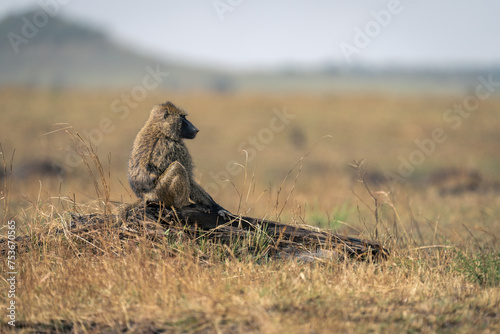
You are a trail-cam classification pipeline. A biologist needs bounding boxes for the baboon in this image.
[128,102,227,215]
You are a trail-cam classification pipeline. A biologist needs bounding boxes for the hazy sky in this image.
[2,0,500,69]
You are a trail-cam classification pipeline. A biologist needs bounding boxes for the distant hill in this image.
[0,10,227,90]
[1,10,499,94]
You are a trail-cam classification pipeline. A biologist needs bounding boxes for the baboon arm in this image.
[189,180,217,207]
[148,139,170,173]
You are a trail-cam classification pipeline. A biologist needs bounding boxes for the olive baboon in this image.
[128,102,227,215]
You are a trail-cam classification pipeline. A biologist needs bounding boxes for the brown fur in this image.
[128,102,221,210]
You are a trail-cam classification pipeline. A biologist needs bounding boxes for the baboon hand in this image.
[211,204,231,219]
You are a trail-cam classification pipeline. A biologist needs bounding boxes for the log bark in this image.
[1,202,389,260]
[120,202,389,260]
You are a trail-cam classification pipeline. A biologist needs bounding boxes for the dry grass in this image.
[1,88,499,332]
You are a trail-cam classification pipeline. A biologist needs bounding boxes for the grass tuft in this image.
[454,249,500,287]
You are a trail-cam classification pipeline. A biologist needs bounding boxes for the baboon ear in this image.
[159,102,175,119]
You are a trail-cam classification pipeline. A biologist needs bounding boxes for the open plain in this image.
[1,88,499,333]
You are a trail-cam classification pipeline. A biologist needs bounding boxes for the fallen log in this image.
[117,202,389,260]
[1,203,389,260]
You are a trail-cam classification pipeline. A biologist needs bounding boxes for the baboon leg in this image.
[148,161,190,208]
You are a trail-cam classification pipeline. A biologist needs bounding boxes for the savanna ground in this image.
[1,88,499,333]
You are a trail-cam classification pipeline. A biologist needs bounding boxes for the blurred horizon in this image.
[2,3,500,95]
[1,0,500,72]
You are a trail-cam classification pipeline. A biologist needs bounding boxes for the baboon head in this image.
[150,102,199,141]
